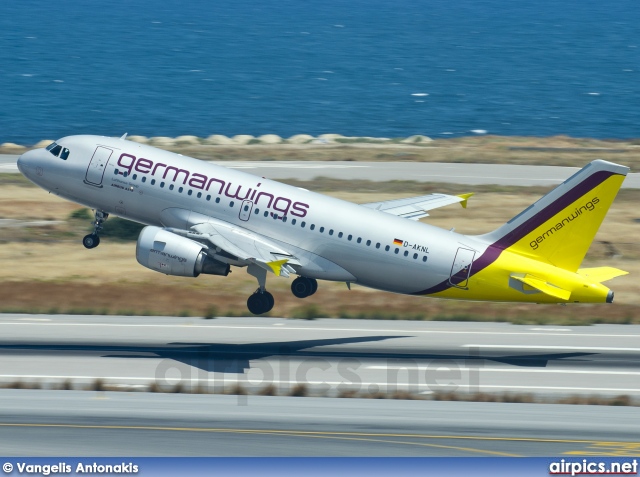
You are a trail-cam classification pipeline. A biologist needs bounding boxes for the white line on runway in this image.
[367,366,640,376]
[2,321,640,339]
[0,164,18,170]
[462,344,640,352]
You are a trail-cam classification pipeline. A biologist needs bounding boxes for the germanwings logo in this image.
[529,197,599,250]
[117,153,309,217]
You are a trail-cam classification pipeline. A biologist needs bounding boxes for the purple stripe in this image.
[412,170,620,296]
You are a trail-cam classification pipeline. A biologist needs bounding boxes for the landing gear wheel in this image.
[247,290,274,315]
[82,234,100,249]
[291,277,318,298]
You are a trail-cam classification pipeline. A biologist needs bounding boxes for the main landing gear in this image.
[245,266,319,315]
[246,264,275,315]
[82,210,108,249]
[291,276,318,298]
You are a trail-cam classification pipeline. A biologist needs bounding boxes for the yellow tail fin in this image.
[478,160,628,272]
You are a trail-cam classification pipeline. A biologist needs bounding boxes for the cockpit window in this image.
[49,145,62,157]
[46,143,70,160]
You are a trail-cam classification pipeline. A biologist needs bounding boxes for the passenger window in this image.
[376,243,380,249]
[60,148,70,160]
[404,250,409,257]
[188,190,193,196]
[422,256,428,262]
[301,222,306,228]
[179,187,184,193]
[292,219,297,225]
[357,237,362,244]
[142,177,146,183]
[329,229,334,235]
[366,240,371,246]
[320,227,324,233]
[197,192,202,198]
[206,195,211,201]
[169,184,174,190]
[310,224,315,230]
[132,174,137,180]
[160,182,165,188]
[338,232,343,238]
[151,179,156,185]
[413,253,418,259]
[254,208,259,214]
[347,235,352,241]
[385,245,390,251]
[215,197,220,203]
[282,216,287,223]
[395,248,399,254]
[229,201,234,207]
[264,211,269,217]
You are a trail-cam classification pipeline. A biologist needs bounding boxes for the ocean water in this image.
[1,0,638,144]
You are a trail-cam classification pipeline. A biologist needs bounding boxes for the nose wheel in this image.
[82,210,108,249]
[291,276,318,298]
[82,234,100,249]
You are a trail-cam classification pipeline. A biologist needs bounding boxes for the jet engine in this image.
[136,226,230,277]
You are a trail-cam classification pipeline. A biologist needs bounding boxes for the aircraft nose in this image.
[16,149,37,175]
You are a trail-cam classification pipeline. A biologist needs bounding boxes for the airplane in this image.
[17,134,629,315]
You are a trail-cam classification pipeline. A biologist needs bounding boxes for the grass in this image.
[1,378,637,407]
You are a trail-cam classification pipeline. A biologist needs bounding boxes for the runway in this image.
[1,315,639,398]
[1,389,639,456]
[2,155,639,188]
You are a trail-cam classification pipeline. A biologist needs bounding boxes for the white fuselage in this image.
[17,135,490,295]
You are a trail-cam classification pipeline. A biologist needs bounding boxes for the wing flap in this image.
[510,274,572,301]
[361,193,473,220]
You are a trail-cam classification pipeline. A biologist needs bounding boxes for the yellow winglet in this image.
[456,193,474,209]
[511,274,571,301]
[265,259,290,276]
[577,267,628,283]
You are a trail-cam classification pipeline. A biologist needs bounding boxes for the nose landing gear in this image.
[82,210,108,249]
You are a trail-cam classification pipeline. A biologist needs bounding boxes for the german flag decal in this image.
[393,238,403,246]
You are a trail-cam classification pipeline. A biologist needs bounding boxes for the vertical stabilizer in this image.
[477,160,628,272]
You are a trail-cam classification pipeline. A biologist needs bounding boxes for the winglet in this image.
[456,193,474,209]
[265,259,290,276]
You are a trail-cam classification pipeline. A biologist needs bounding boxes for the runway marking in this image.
[463,344,640,352]
[367,366,640,376]
[0,422,635,450]
[1,321,640,339]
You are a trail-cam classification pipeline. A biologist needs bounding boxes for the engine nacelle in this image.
[136,226,230,277]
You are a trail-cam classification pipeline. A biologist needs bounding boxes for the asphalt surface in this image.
[1,389,638,456]
[1,315,639,399]
[2,154,639,187]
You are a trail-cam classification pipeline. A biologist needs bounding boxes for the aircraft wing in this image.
[167,217,300,277]
[360,193,473,220]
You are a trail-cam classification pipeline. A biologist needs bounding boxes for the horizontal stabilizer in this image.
[577,267,628,283]
[511,274,571,301]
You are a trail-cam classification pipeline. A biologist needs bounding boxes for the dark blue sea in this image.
[1,0,639,144]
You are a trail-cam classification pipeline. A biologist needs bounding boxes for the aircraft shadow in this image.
[0,335,597,373]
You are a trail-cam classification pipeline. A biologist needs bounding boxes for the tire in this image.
[247,292,274,315]
[82,234,100,249]
[291,277,313,298]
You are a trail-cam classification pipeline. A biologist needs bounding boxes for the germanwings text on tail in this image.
[17,135,629,314]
